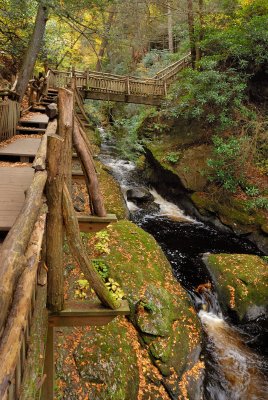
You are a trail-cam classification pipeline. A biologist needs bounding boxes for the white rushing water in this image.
[199,310,268,400]
[149,188,196,222]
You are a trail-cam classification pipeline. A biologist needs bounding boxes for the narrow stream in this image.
[98,130,268,399]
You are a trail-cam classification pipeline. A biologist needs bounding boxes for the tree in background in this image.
[15,1,48,101]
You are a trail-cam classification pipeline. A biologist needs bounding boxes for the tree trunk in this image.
[62,183,121,309]
[196,0,204,62]
[15,2,49,102]
[167,2,174,53]
[73,120,107,217]
[187,0,196,68]
[0,171,47,338]
[96,8,115,71]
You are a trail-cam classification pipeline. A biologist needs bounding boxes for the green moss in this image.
[206,254,268,321]
[56,321,139,400]
[88,220,202,379]
[96,160,127,219]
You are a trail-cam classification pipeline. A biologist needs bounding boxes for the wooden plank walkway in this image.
[0,138,41,161]
[0,167,34,230]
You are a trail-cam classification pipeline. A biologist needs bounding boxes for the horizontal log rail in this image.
[153,52,191,81]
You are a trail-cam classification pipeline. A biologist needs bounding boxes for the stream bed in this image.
[98,131,268,399]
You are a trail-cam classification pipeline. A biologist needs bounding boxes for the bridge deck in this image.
[0,167,34,230]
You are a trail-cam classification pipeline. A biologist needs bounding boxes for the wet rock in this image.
[126,187,154,205]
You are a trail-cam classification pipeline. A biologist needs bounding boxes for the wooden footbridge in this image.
[0,53,191,400]
[48,53,191,105]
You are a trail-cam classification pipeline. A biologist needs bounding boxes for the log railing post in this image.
[46,88,74,312]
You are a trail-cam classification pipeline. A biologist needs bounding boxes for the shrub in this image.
[165,61,247,129]
[207,135,248,192]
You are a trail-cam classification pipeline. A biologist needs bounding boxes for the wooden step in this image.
[77,213,117,233]
[31,106,46,113]
[16,126,46,134]
[41,99,53,103]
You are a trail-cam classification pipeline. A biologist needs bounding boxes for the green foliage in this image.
[201,3,268,73]
[92,259,110,280]
[111,107,155,160]
[165,62,247,129]
[94,230,110,254]
[75,278,90,299]
[165,152,181,164]
[245,185,260,197]
[245,197,268,211]
[105,278,125,302]
[92,259,125,301]
[207,135,248,192]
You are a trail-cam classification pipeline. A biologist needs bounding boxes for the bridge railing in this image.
[154,52,191,83]
[48,69,166,98]
[0,97,20,142]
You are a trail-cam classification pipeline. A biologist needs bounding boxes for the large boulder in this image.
[88,220,204,397]
[204,253,268,323]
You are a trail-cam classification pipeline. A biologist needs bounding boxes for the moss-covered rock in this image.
[146,140,211,192]
[96,159,128,219]
[73,319,139,399]
[87,220,203,396]
[204,253,268,322]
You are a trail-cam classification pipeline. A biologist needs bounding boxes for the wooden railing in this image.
[0,138,49,399]
[154,52,191,83]
[48,69,166,98]
[0,98,20,142]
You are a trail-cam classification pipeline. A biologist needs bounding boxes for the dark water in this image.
[132,214,261,292]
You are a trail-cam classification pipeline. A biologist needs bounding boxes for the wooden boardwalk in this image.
[0,167,34,230]
[0,138,41,161]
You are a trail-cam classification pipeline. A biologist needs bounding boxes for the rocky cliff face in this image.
[137,115,268,253]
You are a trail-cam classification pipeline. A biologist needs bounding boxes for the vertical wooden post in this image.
[46,128,64,312]
[126,77,130,95]
[86,69,89,89]
[41,326,54,400]
[58,88,73,192]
